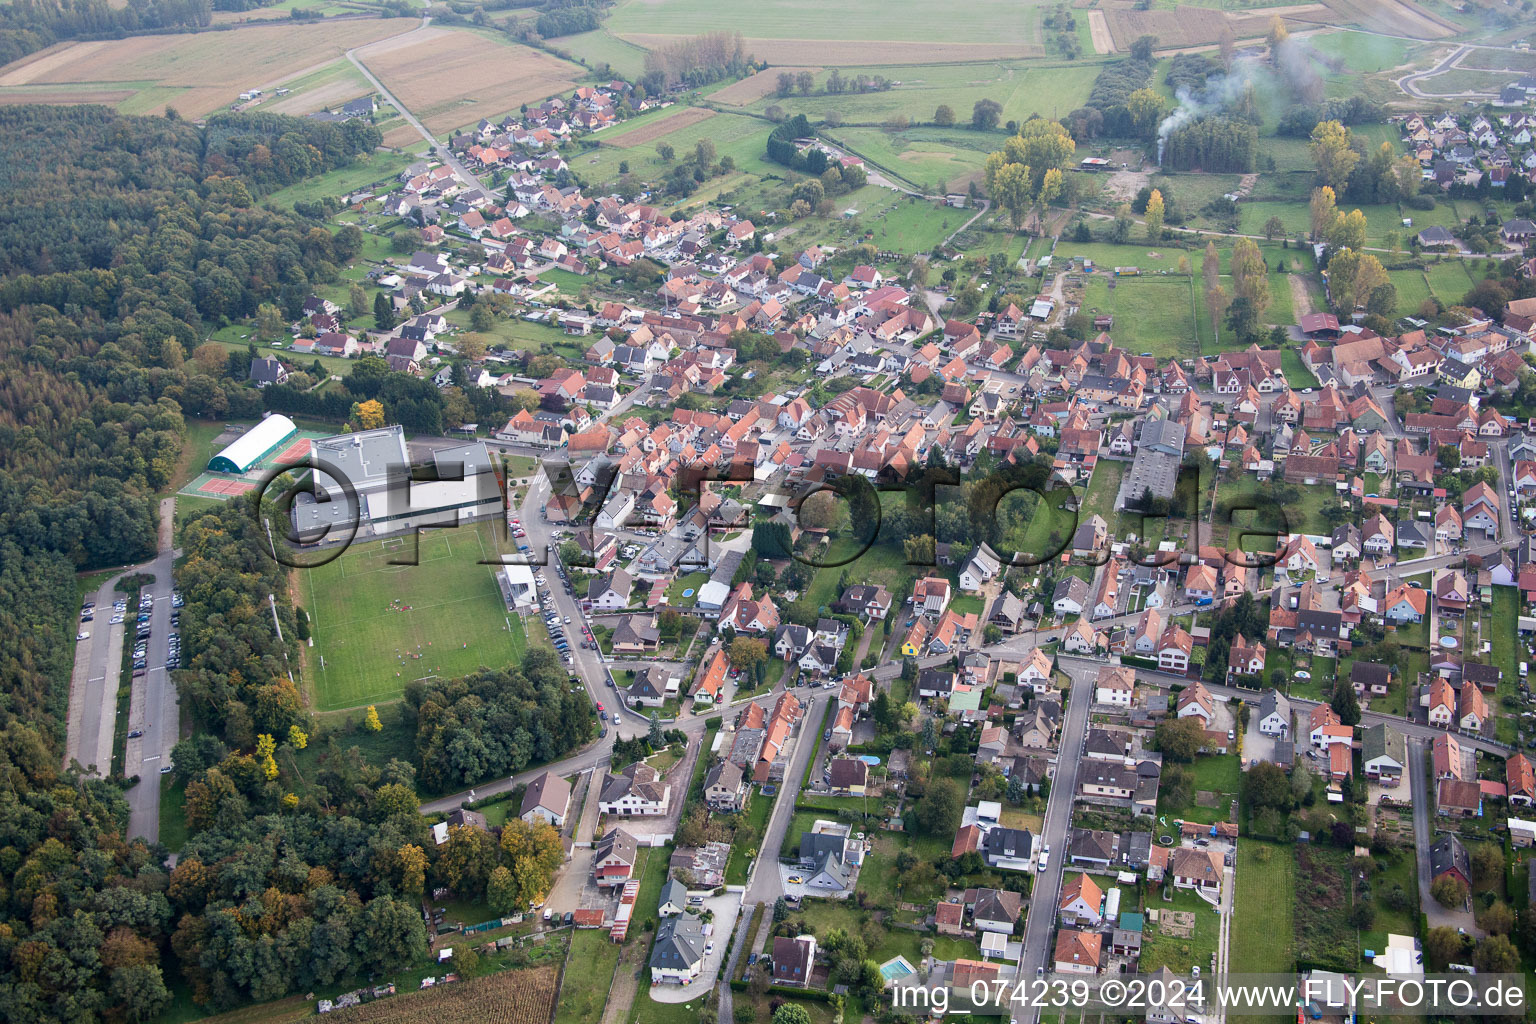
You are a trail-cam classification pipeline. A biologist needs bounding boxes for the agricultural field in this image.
[301,521,530,711]
[331,966,558,1024]
[259,57,376,117]
[1303,0,1458,39]
[0,19,413,117]
[604,0,1048,53]
[362,26,583,136]
[1102,4,1324,52]
[600,106,717,148]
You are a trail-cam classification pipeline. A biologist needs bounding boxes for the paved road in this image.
[1408,736,1482,936]
[1056,653,1515,758]
[1397,45,1480,100]
[718,696,831,1022]
[126,497,183,843]
[1016,659,1096,1014]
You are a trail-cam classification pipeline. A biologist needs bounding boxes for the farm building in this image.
[207,414,298,474]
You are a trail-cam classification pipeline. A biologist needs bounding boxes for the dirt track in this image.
[1087,11,1113,55]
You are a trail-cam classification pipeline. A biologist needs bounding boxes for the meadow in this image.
[1081,276,1201,361]
[301,521,529,711]
[603,0,1048,48]
[738,61,1100,127]
[545,28,652,78]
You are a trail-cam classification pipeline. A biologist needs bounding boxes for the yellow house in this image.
[900,618,928,657]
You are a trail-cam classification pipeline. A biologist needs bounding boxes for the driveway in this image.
[650,893,741,1003]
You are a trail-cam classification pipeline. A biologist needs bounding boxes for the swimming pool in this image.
[878,955,916,982]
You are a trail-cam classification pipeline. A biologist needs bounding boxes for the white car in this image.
[76,631,90,641]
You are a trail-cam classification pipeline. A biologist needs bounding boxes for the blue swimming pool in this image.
[878,956,916,982]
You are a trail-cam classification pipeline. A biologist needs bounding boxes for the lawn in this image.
[301,521,530,711]
[1160,749,1240,826]
[1423,259,1477,304]
[1217,474,1340,545]
[793,897,981,970]
[577,108,776,188]
[160,775,188,853]
[1080,458,1125,524]
[1230,840,1295,1021]
[726,788,777,884]
[1139,887,1220,974]
[265,148,411,207]
[546,28,651,77]
[553,929,624,1024]
[1360,849,1418,955]
[747,61,1098,126]
[1081,275,1200,361]
[827,125,992,193]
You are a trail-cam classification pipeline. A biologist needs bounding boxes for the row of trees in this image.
[640,30,751,91]
[775,68,893,98]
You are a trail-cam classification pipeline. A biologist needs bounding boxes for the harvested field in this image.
[0,87,135,105]
[0,40,113,85]
[1294,0,1457,39]
[713,66,821,105]
[618,34,1038,64]
[1104,5,1324,52]
[1087,10,1113,54]
[0,20,412,116]
[362,26,580,134]
[265,75,367,116]
[605,106,715,146]
[383,124,422,147]
[337,966,559,1024]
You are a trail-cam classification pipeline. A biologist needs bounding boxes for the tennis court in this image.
[178,427,330,501]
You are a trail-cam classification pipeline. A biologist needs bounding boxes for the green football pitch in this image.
[302,522,528,711]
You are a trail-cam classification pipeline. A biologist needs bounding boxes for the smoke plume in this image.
[1156,62,1257,165]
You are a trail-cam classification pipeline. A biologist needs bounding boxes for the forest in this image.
[0,105,441,1023]
[1160,116,1258,174]
[401,657,594,792]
